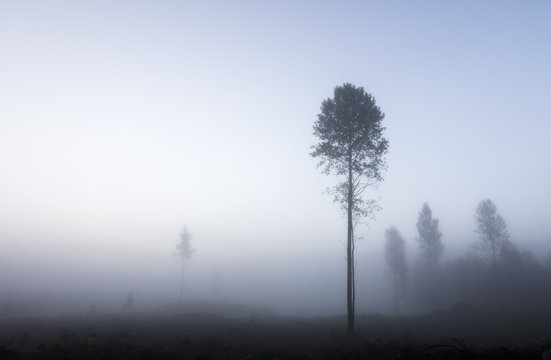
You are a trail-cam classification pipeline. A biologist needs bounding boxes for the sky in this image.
[0,1,550,315]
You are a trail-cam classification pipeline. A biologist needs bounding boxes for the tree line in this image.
[385,199,551,316]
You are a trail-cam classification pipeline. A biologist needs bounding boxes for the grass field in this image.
[1,305,550,359]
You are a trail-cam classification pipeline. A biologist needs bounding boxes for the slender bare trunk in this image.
[492,249,499,289]
[491,247,503,311]
[179,263,184,305]
[394,275,399,317]
[428,257,433,313]
[346,157,355,336]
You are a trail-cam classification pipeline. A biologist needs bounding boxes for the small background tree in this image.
[416,203,443,312]
[123,292,135,311]
[384,226,408,316]
[177,226,195,304]
[473,199,509,280]
[473,199,511,309]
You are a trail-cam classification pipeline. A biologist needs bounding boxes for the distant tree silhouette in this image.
[384,226,408,316]
[177,226,195,304]
[416,203,443,311]
[123,292,135,311]
[473,199,509,282]
[311,83,388,335]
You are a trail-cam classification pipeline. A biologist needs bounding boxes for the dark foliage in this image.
[311,83,388,218]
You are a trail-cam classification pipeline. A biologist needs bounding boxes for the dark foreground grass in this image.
[0,311,550,359]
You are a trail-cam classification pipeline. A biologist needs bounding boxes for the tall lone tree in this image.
[311,83,388,335]
[177,226,195,304]
[416,203,443,312]
[385,226,408,316]
[473,199,509,281]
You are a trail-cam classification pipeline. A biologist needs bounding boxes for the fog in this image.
[1,1,551,327]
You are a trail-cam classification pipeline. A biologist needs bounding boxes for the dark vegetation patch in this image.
[0,311,550,359]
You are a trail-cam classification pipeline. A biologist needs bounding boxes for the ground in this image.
[0,309,550,359]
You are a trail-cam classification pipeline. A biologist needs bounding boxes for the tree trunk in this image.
[346,159,355,336]
[491,248,503,311]
[180,263,185,305]
[394,275,399,317]
[428,257,433,313]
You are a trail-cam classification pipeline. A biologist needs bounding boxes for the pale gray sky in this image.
[1,1,550,315]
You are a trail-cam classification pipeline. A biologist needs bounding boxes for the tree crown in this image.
[385,226,408,277]
[416,203,444,260]
[177,226,195,261]
[473,198,509,259]
[311,83,387,177]
[311,83,388,217]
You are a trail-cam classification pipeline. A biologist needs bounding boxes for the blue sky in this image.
[0,1,550,313]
